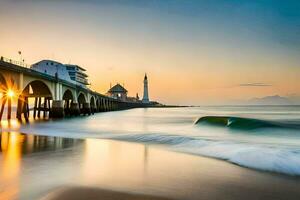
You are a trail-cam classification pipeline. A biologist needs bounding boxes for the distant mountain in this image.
[247,95,293,105]
[288,95,300,104]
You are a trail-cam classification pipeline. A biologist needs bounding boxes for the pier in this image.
[0,57,150,122]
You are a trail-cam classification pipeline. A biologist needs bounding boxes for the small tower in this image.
[142,73,149,103]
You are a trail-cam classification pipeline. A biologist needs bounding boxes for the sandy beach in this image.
[1,132,299,200]
[36,138,300,200]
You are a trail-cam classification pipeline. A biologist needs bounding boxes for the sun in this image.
[7,89,15,98]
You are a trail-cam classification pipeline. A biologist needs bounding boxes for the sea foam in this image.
[105,133,300,176]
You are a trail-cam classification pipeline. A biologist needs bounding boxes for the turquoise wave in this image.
[195,116,300,130]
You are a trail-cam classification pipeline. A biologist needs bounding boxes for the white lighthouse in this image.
[142,73,149,103]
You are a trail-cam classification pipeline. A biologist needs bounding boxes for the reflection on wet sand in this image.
[0,132,81,200]
[82,139,150,188]
[0,132,22,200]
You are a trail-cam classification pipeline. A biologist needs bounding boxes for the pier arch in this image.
[77,92,91,115]
[21,80,53,97]
[22,79,54,98]
[63,89,74,101]
[63,89,74,115]
[77,92,86,108]
[17,80,53,120]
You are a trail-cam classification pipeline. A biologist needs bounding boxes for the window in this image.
[67,66,75,70]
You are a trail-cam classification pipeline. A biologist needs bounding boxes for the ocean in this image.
[6,106,300,176]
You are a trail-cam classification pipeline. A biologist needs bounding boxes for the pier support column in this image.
[43,97,48,118]
[37,97,42,118]
[64,100,71,116]
[50,100,64,118]
[104,99,108,111]
[23,97,29,121]
[101,99,105,112]
[7,97,11,120]
[83,103,91,115]
[33,97,37,118]
[70,102,80,116]
[0,97,7,121]
[16,97,23,120]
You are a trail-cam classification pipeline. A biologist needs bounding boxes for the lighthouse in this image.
[142,73,149,103]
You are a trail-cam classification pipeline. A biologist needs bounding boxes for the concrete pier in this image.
[82,103,91,115]
[0,58,154,122]
[51,100,65,118]
[70,102,80,116]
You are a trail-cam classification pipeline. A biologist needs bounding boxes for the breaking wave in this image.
[195,116,300,130]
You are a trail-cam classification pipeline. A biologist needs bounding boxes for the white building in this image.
[106,83,128,101]
[31,60,89,88]
[65,64,89,86]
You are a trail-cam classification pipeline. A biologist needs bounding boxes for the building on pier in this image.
[107,74,151,103]
[31,60,72,81]
[107,83,141,103]
[65,64,89,86]
[107,83,128,101]
[31,60,89,88]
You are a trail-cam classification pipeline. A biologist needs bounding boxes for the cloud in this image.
[239,83,272,87]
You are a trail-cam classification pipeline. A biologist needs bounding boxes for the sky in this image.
[0,0,299,105]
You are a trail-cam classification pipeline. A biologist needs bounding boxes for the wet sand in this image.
[40,140,300,200]
[0,133,300,200]
[40,155,300,200]
[41,187,171,200]
[37,149,300,200]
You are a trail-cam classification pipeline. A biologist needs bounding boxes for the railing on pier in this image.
[0,56,31,68]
